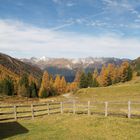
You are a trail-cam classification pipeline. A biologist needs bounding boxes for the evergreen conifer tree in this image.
[30,82,37,98]
[79,72,88,88]
[87,72,93,87]
[2,77,14,96]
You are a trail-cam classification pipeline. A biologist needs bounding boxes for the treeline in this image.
[0,74,40,97]
[78,61,132,88]
[0,61,132,98]
[38,72,78,98]
[0,72,78,98]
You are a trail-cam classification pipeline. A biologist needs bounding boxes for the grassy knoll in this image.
[73,78,140,102]
[0,114,140,140]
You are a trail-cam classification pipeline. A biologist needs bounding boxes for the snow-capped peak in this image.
[40,56,47,61]
[39,56,50,62]
[71,58,80,64]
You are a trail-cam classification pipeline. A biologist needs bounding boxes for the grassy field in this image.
[1,77,140,104]
[0,114,140,140]
[1,78,140,140]
[73,77,140,102]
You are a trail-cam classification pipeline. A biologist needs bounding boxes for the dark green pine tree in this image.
[86,72,93,87]
[127,66,133,81]
[79,72,88,88]
[92,78,99,87]
[19,74,29,87]
[137,71,140,76]
[1,77,14,96]
[0,80,3,94]
[30,82,38,98]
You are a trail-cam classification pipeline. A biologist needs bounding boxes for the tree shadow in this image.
[0,121,29,139]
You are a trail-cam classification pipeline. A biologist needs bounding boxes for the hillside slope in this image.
[0,53,43,80]
[73,78,140,102]
[131,57,140,72]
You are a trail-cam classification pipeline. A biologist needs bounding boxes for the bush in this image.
[49,87,57,96]
[40,89,49,98]
[136,71,140,76]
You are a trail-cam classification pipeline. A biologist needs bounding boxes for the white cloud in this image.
[0,19,140,59]
[103,0,140,16]
[52,0,60,4]
[51,22,74,30]
[66,2,76,7]
[52,0,76,7]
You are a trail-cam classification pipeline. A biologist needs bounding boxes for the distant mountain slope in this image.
[21,56,129,70]
[21,56,131,82]
[45,66,75,82]
[0,53,43,80]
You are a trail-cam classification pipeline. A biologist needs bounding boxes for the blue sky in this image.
[0,0,140,59]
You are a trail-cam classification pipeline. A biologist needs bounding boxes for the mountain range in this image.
[21,56,130,69]
[21,56,131,82]
[1,52,140,83]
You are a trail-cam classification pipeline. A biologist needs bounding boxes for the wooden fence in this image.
[0,101,140,121]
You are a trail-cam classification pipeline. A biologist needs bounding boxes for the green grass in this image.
[1,78,140,140]
[74,79,140,102]
[1,114,140,140]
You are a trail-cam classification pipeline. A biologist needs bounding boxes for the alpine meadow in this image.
[0,0,140,140]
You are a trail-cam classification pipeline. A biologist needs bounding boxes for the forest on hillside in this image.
[0,61,133,98]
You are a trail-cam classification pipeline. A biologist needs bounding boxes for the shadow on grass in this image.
[0,121,29,139]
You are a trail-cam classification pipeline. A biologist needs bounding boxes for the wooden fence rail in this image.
[0,101,140,121]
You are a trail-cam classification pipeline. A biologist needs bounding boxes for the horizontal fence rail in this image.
[0,101,140,121]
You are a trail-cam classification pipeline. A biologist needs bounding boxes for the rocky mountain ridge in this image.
[21,56,130,70]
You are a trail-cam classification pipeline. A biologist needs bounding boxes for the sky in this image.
[0,0,140,59]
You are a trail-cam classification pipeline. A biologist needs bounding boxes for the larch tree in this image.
[54,75,61,94]
[68,82,78,92]
[18,74,30,97]
[100,66,111,87]
[107,64,116,84]
[38,71,50,98]
[119,61,132,82]
[60,76,67,93]
[49,76,57,96]
[74,70,83,85]
[92,69,99,87]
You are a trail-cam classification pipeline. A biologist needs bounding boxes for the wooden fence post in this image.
[14,105,17,121]
[60,102,63,114]
[31,104,34,119]
[88,101,91,116]
[128,101,131,118]
[73,100,76,114]
[47,103,50,115]
[105,102,108,117]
